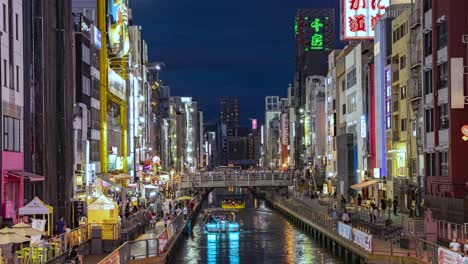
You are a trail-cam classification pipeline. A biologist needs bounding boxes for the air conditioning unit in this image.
[462,35,468,44]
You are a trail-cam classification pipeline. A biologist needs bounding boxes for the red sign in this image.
[341,0,389,40]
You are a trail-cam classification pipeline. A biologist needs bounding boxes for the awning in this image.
[350,179,380,190]
[8,171,45,182]
[96,174,130,190]
[96,174,122,188]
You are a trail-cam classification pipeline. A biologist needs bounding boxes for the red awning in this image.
[8,171,45,182]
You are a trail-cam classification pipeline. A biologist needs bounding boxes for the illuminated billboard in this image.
[107,0,130,57]
[295,9,335,54]
[108,68,126,100]
[341,0,389,41]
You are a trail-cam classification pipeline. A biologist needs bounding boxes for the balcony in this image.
[410,43,422,69]
[410,72,422,101]
[409,9,421,29]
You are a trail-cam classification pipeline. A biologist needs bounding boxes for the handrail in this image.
[267,192,468,263]
[98,191,205,264]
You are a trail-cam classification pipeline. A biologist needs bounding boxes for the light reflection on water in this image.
[174,189,343,264]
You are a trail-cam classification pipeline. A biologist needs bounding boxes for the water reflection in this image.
[173,188,342,264]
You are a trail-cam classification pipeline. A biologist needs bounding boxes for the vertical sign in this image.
[360,115,367,138]
[341,0,389,40]
[384,68,392,129]
[296,9,336,53]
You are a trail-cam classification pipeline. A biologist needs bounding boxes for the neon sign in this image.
[295,9,335,53]
[309,18,325,50]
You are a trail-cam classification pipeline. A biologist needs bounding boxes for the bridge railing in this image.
[180,172,293,188]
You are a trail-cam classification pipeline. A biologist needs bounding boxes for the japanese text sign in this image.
[341,0,389,40]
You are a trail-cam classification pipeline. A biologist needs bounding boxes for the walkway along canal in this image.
[255,188,445,264]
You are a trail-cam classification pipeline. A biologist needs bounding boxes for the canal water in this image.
[172,188,343,264]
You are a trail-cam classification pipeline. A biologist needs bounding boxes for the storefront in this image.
[2,152,45,223]
[350,179,380,205]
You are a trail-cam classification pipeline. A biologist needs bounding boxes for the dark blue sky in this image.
[131,0,340,124]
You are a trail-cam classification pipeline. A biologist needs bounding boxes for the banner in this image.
[353,229,372,252]
[437,247,464,264]
[31,219,47,243]
[337,222,352,240]
[101,250,120,264]
[158,231,168,254]
[166,223,175,240]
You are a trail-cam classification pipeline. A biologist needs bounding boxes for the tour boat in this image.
[204,208,240,233]
[221,198,245,209]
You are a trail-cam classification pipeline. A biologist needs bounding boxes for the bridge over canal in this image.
[179,171,293,189]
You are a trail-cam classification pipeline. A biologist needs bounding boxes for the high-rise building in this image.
[373,4,412,209]
[264,96,281,169]
[0,0,31,223]
[291,8,337,169]
[23,0,75,221]
[219,96,240,136]
[388,9,419,212]
[421,0,468,222]
[71,12,101,225]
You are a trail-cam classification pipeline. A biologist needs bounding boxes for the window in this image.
[424,70,432,94]
[82,76,90,95]
[400,85,406,99]
[346,68,356,89]
[82,44,91,65]
[438,103,449,129]
[425,153,435,177]
[424,32,432,56]
[439,151,448,176]
[341,78,345,91]
[332,99,336,110]
[401,118,407,132]
[16,65,19,91]
[423,0,432,12]
[87,110,91,128]
[342,104,346,115]
[410,159,417,175]
[400,55,406,69]
[2,4,6,31]
[15,13,18,40]
[3,59,6,87]
[347,92,357,113]
[3,116,20,152]
[437,22,447,49]
[437,62,448,89]
[425,108,434,132]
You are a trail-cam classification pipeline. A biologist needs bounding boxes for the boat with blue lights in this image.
[204,208,240,233]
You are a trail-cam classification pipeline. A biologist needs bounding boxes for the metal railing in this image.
[98,192,205,264]
[437,219,468,242]
[13,224,92,264]
[265,192,468,263]
[180,172,293,188]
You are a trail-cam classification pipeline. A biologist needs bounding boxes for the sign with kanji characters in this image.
[341,0,389,40]
[295,9,335,54]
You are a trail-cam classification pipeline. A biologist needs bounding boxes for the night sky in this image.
[131,0,341,125]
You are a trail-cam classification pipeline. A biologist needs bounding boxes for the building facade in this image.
[422,0,468,222]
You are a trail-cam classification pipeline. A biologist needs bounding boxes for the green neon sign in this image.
[309,18,324,50]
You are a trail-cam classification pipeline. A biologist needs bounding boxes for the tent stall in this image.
[87,195,119,240]
[18,197,53,236]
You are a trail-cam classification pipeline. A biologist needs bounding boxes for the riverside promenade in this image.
[257,188,467,264]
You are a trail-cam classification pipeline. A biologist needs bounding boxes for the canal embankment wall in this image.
[253,188,425,264]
